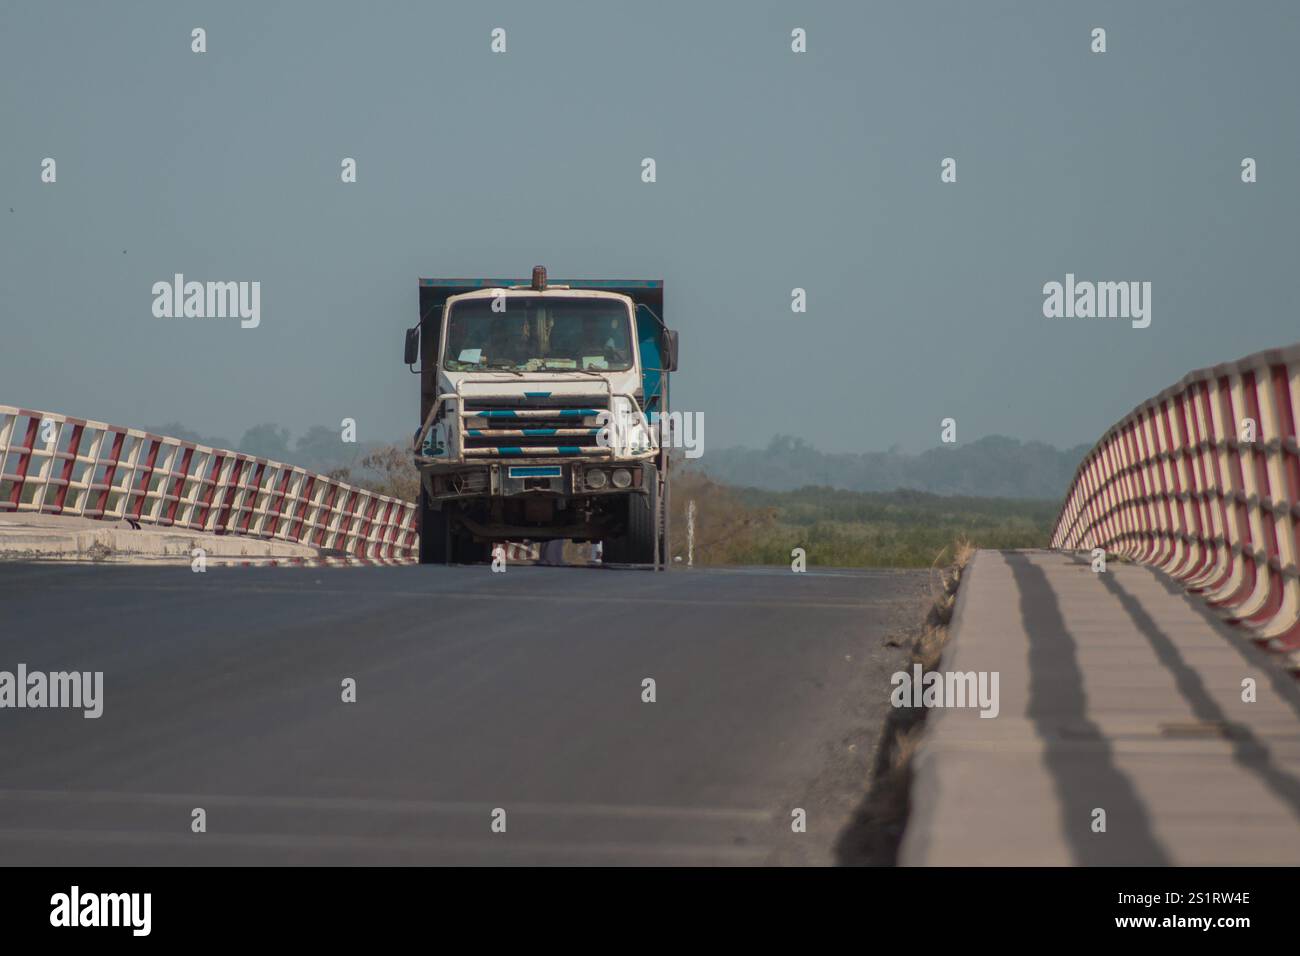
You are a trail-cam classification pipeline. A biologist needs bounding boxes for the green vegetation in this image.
[668,472,1058,568]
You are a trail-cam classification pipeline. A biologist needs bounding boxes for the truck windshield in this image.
[444,296,634,372]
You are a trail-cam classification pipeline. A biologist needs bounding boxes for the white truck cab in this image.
[404,268,677,566]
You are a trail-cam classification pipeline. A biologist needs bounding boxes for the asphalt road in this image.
[0,561,927,865]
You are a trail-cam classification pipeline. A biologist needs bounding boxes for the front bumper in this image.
[417,458,651,501]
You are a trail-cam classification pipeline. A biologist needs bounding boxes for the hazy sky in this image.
[3,1,1297,454]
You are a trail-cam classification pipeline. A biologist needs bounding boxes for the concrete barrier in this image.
[0,514,320,563]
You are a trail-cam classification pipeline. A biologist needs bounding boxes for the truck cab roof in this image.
[420,277,662,317]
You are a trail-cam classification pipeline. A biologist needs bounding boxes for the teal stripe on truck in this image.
[469,409,599,419]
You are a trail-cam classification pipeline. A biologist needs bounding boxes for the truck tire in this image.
[451,532,490,565]
[604,477,657,565]
[419,490,450,564]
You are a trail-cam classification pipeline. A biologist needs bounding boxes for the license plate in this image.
[507,466,562,478]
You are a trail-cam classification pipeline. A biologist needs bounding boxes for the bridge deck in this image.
[901,550,1300,866]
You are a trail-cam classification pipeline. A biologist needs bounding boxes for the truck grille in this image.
[461,396,611,458]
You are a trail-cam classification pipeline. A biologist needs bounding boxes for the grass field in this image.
[667,471,1059,569]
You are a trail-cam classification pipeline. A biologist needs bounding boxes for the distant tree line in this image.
[686,434,1089,500]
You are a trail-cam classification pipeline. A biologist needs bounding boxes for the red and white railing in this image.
[497,542,541,562]
[0,406,418,561]
[1050,344,1300,668]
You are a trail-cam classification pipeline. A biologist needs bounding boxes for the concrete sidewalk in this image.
[900,550,1300,866]
[0,514,318,563]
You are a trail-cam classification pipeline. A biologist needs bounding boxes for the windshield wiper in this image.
[538,363,606,376]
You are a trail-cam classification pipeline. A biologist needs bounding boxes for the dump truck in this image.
[404,267,678,566]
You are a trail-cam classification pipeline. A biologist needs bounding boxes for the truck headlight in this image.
[586,469,609,490]
[611,468,632,489]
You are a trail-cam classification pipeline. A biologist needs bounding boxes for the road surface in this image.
[0,561,928,865]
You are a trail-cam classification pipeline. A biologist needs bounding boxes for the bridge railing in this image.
[0,406,418,561]
[1050,344,1300,666]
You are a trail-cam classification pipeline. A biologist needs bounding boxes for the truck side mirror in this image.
[662,329,679,372]
[404,326,420,366]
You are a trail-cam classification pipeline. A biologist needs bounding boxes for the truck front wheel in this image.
[419,490,450,564]
[603,478,657,565]
[419,498,491,565]
[451,532,490,564]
